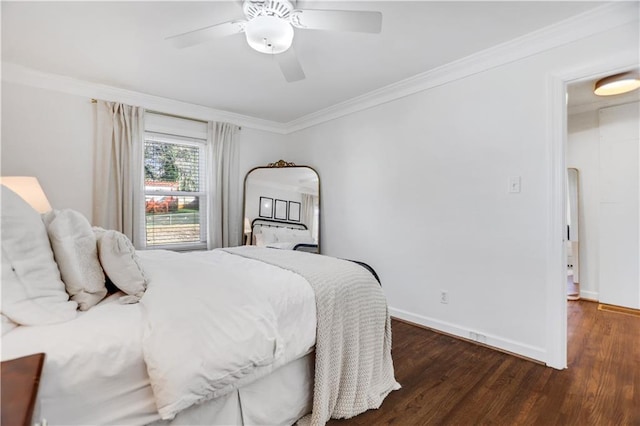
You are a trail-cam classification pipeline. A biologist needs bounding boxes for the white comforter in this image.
[1,292,160,425]
[137,249,316,420]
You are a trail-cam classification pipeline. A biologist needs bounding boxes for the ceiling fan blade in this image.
[291,9,382,33]
[167,20,245,48]
[276,48,305,83]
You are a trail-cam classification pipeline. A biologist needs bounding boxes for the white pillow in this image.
[259,227,278,244]
[287,229,315,244]
[273,227,291,241]
[43,209,107,311]
[0,185,77,325]
[97,230,147,303]
[290,228,311,238]
[254,233,267,247]
[274,227,314,244]
[93,226,107,238]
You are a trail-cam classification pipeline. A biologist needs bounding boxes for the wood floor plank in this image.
[329,301,640,425]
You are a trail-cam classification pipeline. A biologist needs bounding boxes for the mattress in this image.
[1,249,317,425]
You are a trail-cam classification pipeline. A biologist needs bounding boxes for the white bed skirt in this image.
[151,352,314,426]
[29,352,313,426]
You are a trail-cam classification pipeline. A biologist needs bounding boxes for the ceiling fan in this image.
[166,0,382,82]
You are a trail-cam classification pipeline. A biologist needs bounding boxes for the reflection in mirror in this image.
[567,168,580,300]
[243,161,320,253]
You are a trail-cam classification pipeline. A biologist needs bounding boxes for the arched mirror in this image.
[243,160,320,253]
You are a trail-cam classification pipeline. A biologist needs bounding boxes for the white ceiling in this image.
[567,71,640,114]
[2,1,606,123]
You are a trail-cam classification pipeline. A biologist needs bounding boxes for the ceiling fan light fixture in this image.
[593,71,640,96]
[244,15,294,55]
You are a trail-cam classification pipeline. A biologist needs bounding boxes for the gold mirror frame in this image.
[242,160,321,252]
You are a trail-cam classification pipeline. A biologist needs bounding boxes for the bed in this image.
[1,185,398,425]
[250,218,319,253]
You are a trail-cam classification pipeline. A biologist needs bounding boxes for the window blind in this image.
[142,124,207,250]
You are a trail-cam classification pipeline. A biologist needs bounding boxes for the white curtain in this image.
[93,101,144,248]
[206,122,241,249]
[301,193,318,241]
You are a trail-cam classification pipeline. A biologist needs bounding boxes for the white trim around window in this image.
[142,130,208,251]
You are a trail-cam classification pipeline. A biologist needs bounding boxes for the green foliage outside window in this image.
[144,141,199,192]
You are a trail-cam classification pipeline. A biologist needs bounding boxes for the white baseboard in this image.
[389,307,547,363]
[579,290,599,301]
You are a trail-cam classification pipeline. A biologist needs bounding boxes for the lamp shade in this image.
[245,16,294,54]
[594,71,640,96]
[0,176,52,213]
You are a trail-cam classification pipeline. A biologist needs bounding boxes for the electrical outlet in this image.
[440,291,449,304]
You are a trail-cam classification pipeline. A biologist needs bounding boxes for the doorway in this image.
[566,79,639,308]
[546,61,639,370]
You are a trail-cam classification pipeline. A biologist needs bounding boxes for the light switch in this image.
[509,176,521,193]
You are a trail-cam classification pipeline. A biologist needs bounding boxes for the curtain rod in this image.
[90,99,241,129]
[147,109,209,124]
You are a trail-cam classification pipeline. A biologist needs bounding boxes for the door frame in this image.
[545,55,637,369]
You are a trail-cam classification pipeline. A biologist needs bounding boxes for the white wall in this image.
[236,127,290,185]
[2,81,95,219]
[285,22,639,362]
[1,81,290,228]
[236,127,291,239]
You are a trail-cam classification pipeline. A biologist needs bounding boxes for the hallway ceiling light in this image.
[593,71,640,96]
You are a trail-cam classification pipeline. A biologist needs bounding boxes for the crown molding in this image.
[1,62,289,134]
[2,2,637,135]
[285,2,639,134]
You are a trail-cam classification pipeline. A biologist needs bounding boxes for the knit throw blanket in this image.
[223,247,400,425]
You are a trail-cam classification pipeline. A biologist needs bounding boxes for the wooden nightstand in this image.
[1,353,45,426]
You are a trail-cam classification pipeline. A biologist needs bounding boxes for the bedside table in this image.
[1,353,45,426]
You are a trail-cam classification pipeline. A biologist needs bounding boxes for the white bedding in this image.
[253,225,317,250]
[138,249,317,419]
[1,292,160,425]
[1,249,317,425]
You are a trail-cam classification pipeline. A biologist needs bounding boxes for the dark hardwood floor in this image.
[329,300,640,425]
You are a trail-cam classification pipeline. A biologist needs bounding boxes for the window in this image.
[143,132,207,250]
